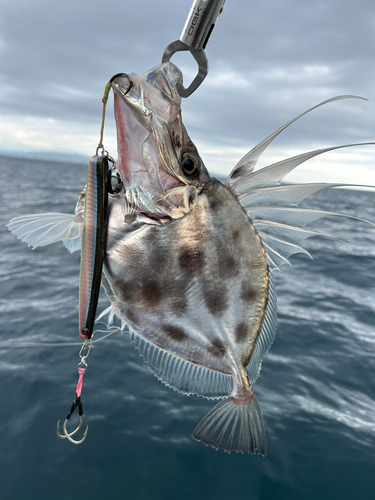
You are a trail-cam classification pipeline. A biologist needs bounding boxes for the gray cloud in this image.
[0,0,375,180]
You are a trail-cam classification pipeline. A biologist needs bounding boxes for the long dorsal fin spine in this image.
[226,95,367,189]
[232,142,375,195]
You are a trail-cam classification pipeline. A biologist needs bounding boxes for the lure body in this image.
[79,155,109,339]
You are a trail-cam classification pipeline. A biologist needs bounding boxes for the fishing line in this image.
[97,80,112,154]
[0,326,121,349]
[97,74,129,156]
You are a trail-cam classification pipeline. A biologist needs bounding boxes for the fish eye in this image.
[181,153,200,178]
[108,168,123,194]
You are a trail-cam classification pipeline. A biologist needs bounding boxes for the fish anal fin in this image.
[129,329,232,399]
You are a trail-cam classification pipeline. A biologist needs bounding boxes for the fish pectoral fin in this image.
[7,212,83,252]
[192,393,267,455]
[63,235,82,253]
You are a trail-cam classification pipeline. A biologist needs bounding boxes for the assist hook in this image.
[57,344,91,444]
[56,393,88,444]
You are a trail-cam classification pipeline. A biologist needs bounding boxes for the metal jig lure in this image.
[57,84,115,444]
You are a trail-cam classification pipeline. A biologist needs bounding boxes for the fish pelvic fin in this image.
[192,393,266,455]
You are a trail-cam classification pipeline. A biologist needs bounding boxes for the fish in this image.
[7,61,375,455]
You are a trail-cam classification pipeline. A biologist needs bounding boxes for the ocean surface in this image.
[1,154,375,500]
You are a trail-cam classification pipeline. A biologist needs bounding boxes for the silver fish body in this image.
[105,177,269,381]
[8,62,374,455]
[105,178,268,378]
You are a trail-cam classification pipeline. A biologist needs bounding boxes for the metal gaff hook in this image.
[162,0,226,97]
[57,364,88,444]
[162,40,208,98]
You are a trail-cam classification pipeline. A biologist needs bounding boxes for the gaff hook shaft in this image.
[57,364,89,444]
[179,0,226,52]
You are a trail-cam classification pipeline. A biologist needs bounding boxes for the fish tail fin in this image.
[192,394,267,455]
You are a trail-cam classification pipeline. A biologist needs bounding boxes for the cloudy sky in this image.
[1,0,375,185]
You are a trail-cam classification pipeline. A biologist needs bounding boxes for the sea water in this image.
[1,155,375,500]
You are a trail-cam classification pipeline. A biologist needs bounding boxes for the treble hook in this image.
[57,364,88,444]
[57,395,88,444]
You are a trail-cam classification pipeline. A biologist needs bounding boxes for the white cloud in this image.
[0,115,117,156]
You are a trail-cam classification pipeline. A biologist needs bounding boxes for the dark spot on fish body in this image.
[116,280,135,304]
[232,229,240,242]
[178,246,205,275]
[219,254,238,280]
[241,282,257,303]
[208,338,226,358]
[116,277,164,313]
[163,324,188,342]
[141,279,163,308]
[143,227,169,271]
[235,321,249,343]
[208,195,220,212]
[225,255,237,273]
[202,281,228,317]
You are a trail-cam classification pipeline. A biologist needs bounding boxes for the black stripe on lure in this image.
[79,154,110,342]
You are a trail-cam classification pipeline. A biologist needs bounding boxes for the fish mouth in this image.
[110,73,133,95]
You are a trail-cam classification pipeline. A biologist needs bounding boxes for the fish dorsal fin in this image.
[226,95,367,189]
[224,96,375,269]
[7,213,83,253]
[129,327,232,399]
[231,143,374,195]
